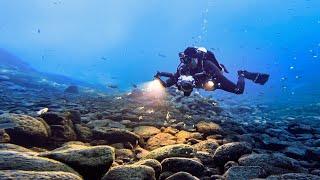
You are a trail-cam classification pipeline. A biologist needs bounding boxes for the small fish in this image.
[37,108,49,115]
[101,57,107,61]
[107,84,118,89]
[132,84,138,88]
[37,29,41,33]
[158,53,166,58]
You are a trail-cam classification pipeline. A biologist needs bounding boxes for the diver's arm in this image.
[154,71,177,88]
[155,71,175,78]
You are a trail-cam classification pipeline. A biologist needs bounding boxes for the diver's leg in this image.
[204,61,245,94]
[238,70,269,85]
[216,75,245,94]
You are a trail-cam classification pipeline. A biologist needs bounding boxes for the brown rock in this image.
[196,121,223,135]
[133,126,161,138]
[146,133,177,150]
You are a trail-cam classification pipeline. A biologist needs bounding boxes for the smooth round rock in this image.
[102,165,156,180]
[0,170,82,180]
[40,144,114,179]
[161,157,204,177]
[143,144,195,162]
[239,153,307,176]
[213,142,252,166]
[224,166,266,180]
[166,172,200,180]
[0,113,50,146]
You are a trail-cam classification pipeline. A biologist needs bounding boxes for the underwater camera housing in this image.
[177,75,195,96]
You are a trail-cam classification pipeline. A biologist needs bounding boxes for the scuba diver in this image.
[154,47,269,96]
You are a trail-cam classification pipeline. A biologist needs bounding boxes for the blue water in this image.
[0,0,320,107]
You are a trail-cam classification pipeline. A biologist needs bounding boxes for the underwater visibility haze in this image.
[0,1,320,180]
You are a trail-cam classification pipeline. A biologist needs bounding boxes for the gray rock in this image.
[313,139,320,147]
[224,166,267,180]
[266,173,320,180]
[311,169,320,176]
[238,153,307,176]
[166,172,200,180]
[305,147,320,161]
[224,161,239,171]
[40,112,77,142]
[194,151,215,166]
[134,159,162,178]
[260,134,290,150]
[74,124,93,142]
[102,165,156,180]
[40,144,115,179]
[93,127,140,145]
[143,144,195,162]
[65,110,81,124]
[0,170,82,180]
[0,150,78,175]
[288,124,313,134]
[283,145,307,159]
[0,113,50,146]
[213,142,252,166]
[161,157,204,176]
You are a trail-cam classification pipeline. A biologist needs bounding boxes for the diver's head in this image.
[177,75,195,94]
[179,53,198,69]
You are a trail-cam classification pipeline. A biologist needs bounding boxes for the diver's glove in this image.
[154,71,160,79]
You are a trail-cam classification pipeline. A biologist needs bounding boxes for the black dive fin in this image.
[243,71,269,85]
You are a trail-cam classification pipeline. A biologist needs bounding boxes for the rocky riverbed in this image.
[1,73,320,180]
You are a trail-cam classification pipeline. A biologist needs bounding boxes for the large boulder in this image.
[40,144,114,179]
[0,170,82,180]
[213,142,252,166]
[223,166,267,180]
[0,150,78,175]
[146,133,177,150]
[195,121,223,135]
[133,126,161,138]
[238,153,307,176]
[143,144,195,162]
[102,165,156,180]
[0,113,50,146]
[161,157,204,177]
[93,127,140,145]
[266,173,320,180]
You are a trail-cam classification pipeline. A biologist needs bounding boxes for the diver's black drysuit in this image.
[156,60,245,95]
[155,47,269,96]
